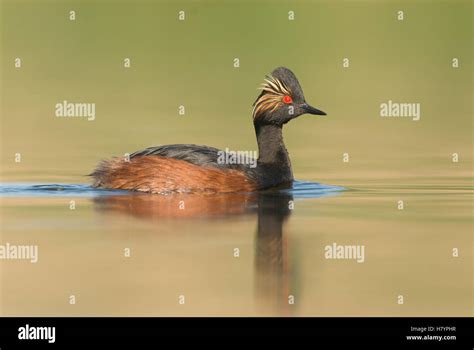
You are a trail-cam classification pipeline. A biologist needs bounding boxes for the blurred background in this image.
[0,0,472,316]
[1,0,472,183]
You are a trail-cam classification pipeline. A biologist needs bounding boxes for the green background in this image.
[1,0,472,185]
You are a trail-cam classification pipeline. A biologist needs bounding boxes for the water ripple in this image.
[0,181,344,199]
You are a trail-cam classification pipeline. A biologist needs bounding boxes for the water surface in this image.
[0,179,471,316]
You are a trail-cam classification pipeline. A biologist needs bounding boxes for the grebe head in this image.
[252,67,326,126]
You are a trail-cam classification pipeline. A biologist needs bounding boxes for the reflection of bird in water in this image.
[254,192,293,315]
[94,192,258,219]
[94,188,294,315]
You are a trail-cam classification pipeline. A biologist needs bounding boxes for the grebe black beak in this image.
[302,103,326,116]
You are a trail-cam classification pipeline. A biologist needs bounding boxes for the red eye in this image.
[282,95,293,104]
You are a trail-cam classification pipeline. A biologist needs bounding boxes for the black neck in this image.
[254,123,292,169]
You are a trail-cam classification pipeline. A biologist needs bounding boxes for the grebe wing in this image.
[129,144,252,170]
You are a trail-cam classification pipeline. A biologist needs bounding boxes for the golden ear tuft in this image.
[253,75,292,119]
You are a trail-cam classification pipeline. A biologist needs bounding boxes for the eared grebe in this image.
[91,67,326,194]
